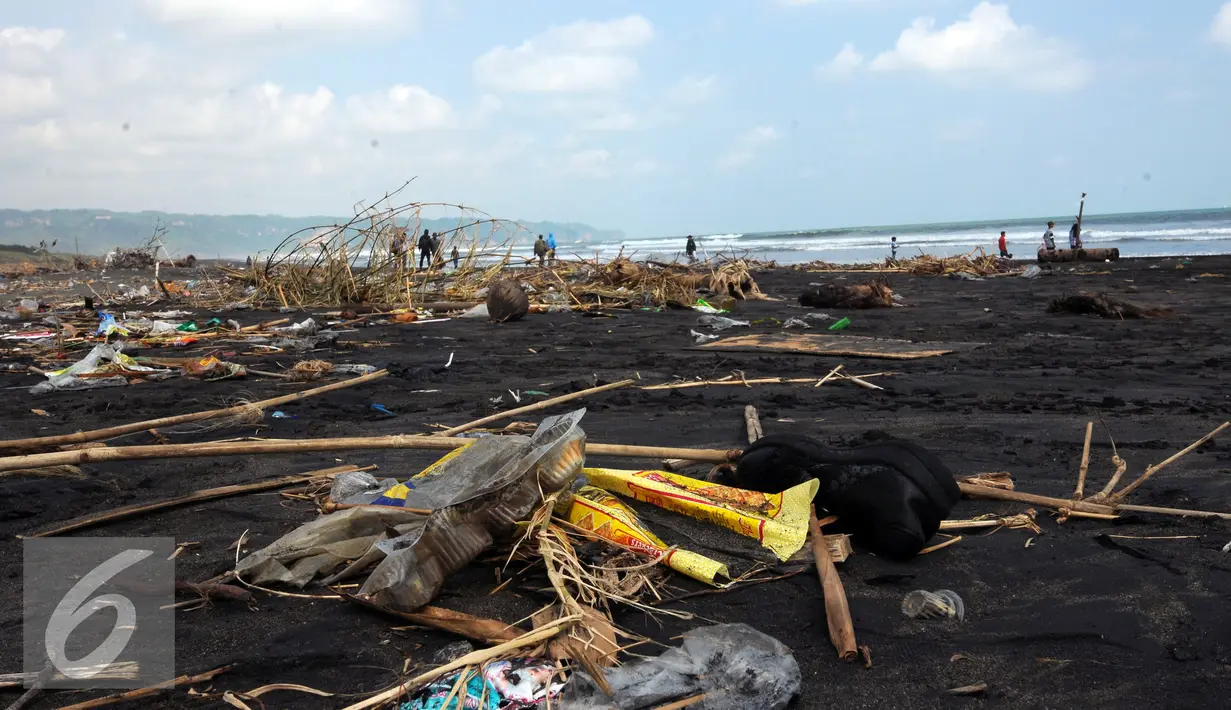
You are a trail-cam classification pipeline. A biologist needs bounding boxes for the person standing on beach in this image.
[685,235,697,262]
[451,245,460,270]
[1069,220,1083,249]
[418,228,433,270]
[546,233,558,264]
[533,235,548,266]
[891,236,899,260]
[998,231,1011,258]
[390,229,408,269]
[1041,221,1057,253]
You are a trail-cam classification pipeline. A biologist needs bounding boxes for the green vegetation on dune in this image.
[0,208,622,258]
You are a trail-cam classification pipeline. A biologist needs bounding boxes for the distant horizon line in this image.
[2,203,1227,243]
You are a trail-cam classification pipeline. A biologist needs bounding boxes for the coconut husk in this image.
[487,279,530,323]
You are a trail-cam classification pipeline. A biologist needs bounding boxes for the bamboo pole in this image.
[437,379,635,437]
[810,505,857,661]
[0,370,388,452]
[1074,421,1093,499]
[25,465,360,538]
[1113,421,1229,500]
[958,481,1231,520]
[0,436,739,473]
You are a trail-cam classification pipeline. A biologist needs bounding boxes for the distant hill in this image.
[0,208,623,258]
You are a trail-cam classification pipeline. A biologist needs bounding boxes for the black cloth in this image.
[729,433,960,561]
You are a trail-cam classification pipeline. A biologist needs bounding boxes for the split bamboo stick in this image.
[810,505,857,660]
[0,370,388,452]
[1074,421,1093,499]
[437,379,635,437]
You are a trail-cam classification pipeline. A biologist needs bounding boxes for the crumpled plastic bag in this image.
[559,623,800,710]
[273,318,319,336]
[1021,264,1044,279]
[697,315,749,331]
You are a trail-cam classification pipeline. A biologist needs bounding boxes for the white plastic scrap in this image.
[691,330,719,344]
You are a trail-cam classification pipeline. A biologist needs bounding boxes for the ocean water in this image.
[574,207,1231,265]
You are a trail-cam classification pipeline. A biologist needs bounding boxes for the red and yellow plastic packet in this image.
[582,468,818,561]
[565,486,729,586]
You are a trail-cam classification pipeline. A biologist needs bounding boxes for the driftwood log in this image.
[1048,291,1170,319]
[1036,248,1120,263]
[799,281,893,309]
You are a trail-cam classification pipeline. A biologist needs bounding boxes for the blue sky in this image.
[1,0,1229,238]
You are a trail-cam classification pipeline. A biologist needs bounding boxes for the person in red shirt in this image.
[997,231,1011,258]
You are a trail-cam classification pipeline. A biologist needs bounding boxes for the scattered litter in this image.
[690,329,719,344]
[271,411,291,419]
[901,589,965,621]
[783,317,811,329]
[371,404,395,416]
[828,316,851,331]
[697,315,749,331]
[402,659,564,710]
[1021,265,1043,279]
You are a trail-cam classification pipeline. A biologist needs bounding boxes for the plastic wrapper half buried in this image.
[582,468,819,562]
[566,486,729,586]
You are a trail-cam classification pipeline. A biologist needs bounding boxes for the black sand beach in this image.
[2,255,1230,709]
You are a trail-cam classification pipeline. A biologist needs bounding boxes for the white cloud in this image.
[669,75,719,105]
[866,2,1092,90]
[139,0,412,40]
[1212,3,1231,47]
[474,15,653,93]
[346,85,454,133]
[717,125,780,169]
[818,43,865,78]
[0,23,518,221]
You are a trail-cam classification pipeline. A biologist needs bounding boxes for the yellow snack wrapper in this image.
[566,486,729,586]
[583,468,818,562]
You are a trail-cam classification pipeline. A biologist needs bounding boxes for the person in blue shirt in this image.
[546,233,557,264]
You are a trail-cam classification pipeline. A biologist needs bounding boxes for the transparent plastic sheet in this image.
[558,623,800,710]
[355,409,587,612]
[235,505,428,588]
[30,343,168,394]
